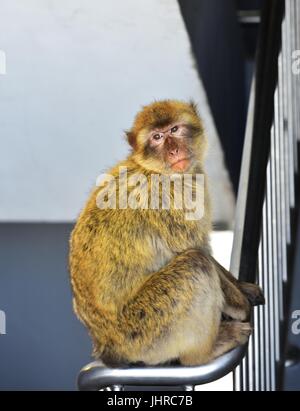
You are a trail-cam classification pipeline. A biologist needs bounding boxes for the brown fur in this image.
[69,100,264,366]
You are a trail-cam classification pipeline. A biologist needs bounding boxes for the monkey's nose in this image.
[169,147,179,156]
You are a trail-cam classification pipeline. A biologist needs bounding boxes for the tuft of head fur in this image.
[127,100,202,140]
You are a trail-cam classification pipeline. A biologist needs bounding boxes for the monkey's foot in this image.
[210,321,252,361]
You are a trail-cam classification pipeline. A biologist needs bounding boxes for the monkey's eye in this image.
[153,133,163,141]
[171,126,178,133]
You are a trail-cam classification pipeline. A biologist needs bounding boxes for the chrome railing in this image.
[78,344,247,391]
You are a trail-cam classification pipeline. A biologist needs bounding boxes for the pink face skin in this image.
[148,123,192,172]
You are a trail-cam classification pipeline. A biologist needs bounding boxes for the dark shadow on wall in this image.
[178,0,247,193]
[0,223,91,390]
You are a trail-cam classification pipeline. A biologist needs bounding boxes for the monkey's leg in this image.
[209,321,252,361]
[179,321,252,365]
[211,256,265,307]
[113,249,223,366]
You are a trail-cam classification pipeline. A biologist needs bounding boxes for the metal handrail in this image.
[231,0,284,284]
[78,344,247,391]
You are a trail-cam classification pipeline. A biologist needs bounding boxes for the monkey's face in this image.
[127,100,206,174]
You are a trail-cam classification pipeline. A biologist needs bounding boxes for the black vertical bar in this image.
[239,0,284,283]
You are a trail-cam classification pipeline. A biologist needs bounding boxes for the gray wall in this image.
[0,0,234,224]
[0,0,236,390]
[0,223,91,390]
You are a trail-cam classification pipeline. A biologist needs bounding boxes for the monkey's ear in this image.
[125,130,137,150]
[189,100,199,116]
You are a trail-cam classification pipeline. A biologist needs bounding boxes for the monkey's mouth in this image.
[170,157,192,172]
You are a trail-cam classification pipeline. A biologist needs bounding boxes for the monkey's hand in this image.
[239,282,265,307]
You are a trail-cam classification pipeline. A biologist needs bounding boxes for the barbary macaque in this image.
[69,100,264,366]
